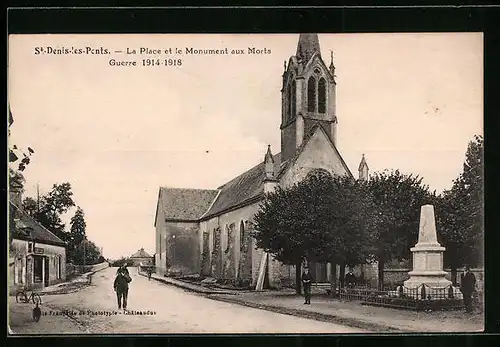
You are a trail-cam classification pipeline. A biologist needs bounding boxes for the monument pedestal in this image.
[402,205,458,299]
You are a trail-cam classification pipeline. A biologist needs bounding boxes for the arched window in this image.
[291,80,296,119]
[240,221,245,252]
[318,78,326,113]
[286,83,291,121]
[307,76,316,112]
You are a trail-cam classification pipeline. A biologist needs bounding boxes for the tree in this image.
[22,182,76,242]
[73,239,101,266]
[366,170,434,289]
[252,184,311,294]
[68,207,87,263]
[252,173,375,295]
[435,135,483,284]
[314,175,378,290]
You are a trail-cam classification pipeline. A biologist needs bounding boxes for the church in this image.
[154,34,369,289]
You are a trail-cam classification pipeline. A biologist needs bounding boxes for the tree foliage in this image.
[68,207,87,262]
[73,239,102,265]
[366,170,435,262]
[253,172,376,292]
[435,135,483,269]
[22,182,76,242]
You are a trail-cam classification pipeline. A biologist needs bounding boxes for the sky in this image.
[8,33,483,260]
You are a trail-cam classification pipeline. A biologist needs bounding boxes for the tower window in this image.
[291,80,296,119]
[318,78,326,113]
[307,76,316,112]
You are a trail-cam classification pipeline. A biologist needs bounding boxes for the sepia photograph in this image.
[8,32,483,334]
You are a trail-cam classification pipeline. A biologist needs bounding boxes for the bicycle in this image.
[16,287,42,304]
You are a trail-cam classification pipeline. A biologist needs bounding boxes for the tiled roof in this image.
[10,202,66,247]
[202,153,282,219]
[130,248,152,258]
[159,187,219,221]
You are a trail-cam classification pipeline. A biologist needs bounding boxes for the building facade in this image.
[9,180,67,295]
[154,34,369,288]
[129,248,154,267]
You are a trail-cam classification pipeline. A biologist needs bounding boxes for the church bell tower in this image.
[280,34,338,162]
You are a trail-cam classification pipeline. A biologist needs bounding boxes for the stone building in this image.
[9,179,67,294]
[129,248,154,267]
[154,34,369,288]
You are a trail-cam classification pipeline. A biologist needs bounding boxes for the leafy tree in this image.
[253,173,375,294]
[73,239,101,266]
[68,207,87,263]
[366,170,434,289]
[313,175,378,290]
[253,184,310,294]
[22,182,76,242]
[435,135,483,284]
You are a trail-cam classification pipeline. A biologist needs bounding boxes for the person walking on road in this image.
[301,267,314,305]
[460,265,477,314]
[114,266,132,310]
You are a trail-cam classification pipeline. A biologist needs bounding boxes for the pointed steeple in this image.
[358,154,369,181]
[264,145,278,193]
[296,34,321,63]
[264,145,275,180]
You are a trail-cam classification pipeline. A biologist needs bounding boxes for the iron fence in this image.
[338,283,482,311]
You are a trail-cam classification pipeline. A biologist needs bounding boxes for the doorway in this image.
[44,257,49,287]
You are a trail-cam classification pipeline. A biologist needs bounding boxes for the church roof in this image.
[296,34,321,64]
[158,187,219,221]
[10,202,66,247]
[130,248,152,258]
[201,153,283,220]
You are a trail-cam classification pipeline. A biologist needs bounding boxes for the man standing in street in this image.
[114,266,132,310]
[301,267,313,305]
[460,265,476,314]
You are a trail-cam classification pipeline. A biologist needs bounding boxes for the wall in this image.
[154,201,166,275]
[9,239,66,294]
[165,221,200,276]
[280,127,348,188]
[201,203,260,284]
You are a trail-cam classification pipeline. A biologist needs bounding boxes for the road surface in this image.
[14,267,367,334]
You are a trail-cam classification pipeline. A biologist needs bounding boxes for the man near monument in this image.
[460,265,476,313]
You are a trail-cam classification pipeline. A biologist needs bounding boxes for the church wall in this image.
[281,122,297,162]
[164,221,200,276]
[280,128,348,188]
[213,203,260,284]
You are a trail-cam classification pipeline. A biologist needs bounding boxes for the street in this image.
[11,267,366,334]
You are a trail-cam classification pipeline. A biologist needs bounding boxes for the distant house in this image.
[129,248,153,267]
[9,179,67,294]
